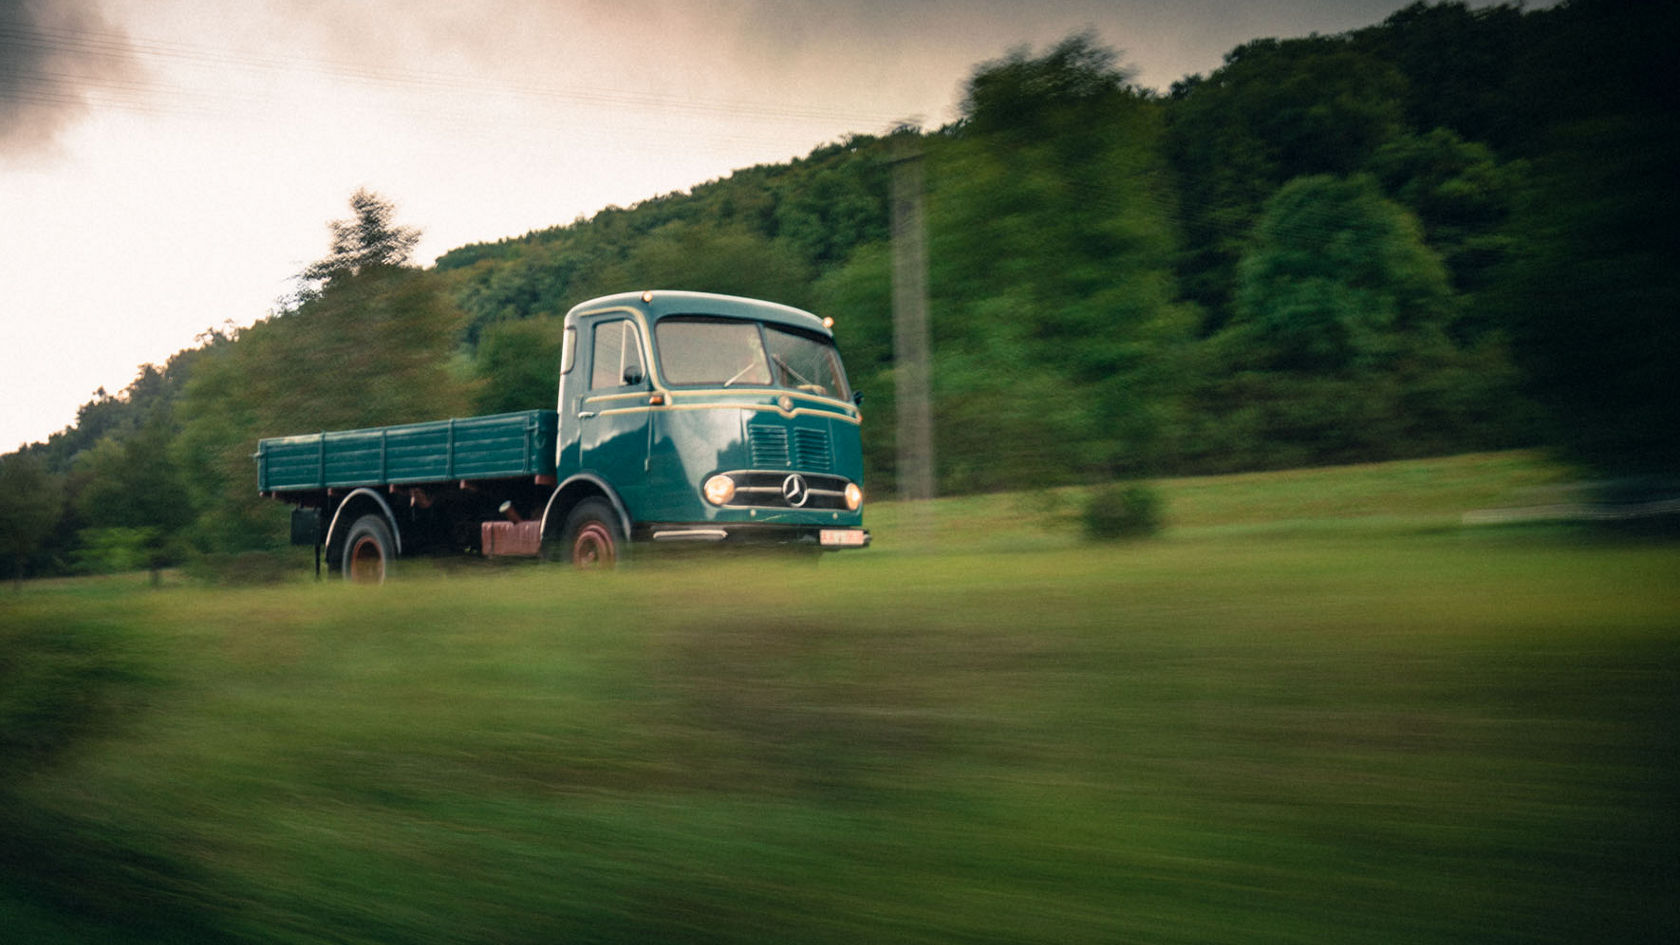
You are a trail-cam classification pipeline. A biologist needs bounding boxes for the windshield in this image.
[764,324,850,400]
[655,317,850,400]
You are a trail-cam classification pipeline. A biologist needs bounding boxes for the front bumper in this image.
[637,522,870,549]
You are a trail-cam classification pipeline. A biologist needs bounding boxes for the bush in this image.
[1082,482,1163,541]
[71,527,159,575]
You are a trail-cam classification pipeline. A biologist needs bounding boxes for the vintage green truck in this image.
[256,291,868,580]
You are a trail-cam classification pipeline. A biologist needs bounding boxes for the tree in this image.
[0,452,64,588]
[1352,1,1526,150]
[1493,0,1680,477]
[473,315,564,415]
[299,188,422,288]
[1192,173,1524,468]
[598,223,814,308]
[960,30,1133,139]
[814,242,897,488]
[1165,35,1408,330]
[69,413,191,577]
[923,35,1196,488]
[1232,174,1454,373]
[1367,128,1523,328]
[772,154,889,266]
[177,191,473,555]
[452,242,597,346]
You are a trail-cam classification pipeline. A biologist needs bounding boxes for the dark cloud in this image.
[0,0,141,158]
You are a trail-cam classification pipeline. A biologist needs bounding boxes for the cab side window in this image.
[590,319,645,389]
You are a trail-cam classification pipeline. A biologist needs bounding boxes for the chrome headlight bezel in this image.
[703,474,736,506]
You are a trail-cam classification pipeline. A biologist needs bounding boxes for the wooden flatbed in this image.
[256,410,557,496]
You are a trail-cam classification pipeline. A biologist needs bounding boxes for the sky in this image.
[3,0,1462,453]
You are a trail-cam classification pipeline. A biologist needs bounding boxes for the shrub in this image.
[1082,482,1163,541]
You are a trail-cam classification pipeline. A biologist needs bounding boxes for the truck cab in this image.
[545,290,869,563]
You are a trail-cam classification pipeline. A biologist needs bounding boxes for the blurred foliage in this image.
[1366,128,1523,323]
[0,452,63,586]
[170,195,476,556]
[1177,173,1528,471]
[1165,38,1412,337]
[4,1,1675,573]
[69,414,192,573]
[598,222,815,308]
[472,314,565,416]
[1491,0,1680,475]
[68,527,160,575]
[1081,481,1163,540]
[929,42,1196,488]
[173,265,474,553]
[1232,174,1455,374]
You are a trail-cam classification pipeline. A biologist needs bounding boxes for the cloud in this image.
[0,0,142,159]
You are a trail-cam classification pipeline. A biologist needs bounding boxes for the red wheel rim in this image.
[349,536,385,583]
[572,523,616,568]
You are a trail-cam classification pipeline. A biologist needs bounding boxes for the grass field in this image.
[2,452,1675,944]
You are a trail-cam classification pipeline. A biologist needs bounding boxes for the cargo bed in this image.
[256,410,558,495]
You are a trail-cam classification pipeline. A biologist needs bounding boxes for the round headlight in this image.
[704,474,736,506]
[844,482,863,511]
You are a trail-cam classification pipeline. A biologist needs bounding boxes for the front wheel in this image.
[559,498,623,570]
[341,514,395,584]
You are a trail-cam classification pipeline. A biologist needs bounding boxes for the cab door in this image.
[576,317,653,513]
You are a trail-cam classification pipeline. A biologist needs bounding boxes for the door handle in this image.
[577,411,596,419]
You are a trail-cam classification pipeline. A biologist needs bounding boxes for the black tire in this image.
[559,498,623,570]
[341,514,395,584]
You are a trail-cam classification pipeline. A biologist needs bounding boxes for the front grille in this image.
[749,423,832,472]
[792,428,832,471]
[748,425,789,467]
[724,471,852,510]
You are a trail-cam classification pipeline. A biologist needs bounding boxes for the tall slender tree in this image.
[299,188,422,290]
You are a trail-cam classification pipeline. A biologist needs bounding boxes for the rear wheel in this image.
[560,499,623,569]
[341,514,395,584]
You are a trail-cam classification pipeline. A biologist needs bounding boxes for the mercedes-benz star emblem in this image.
[781,473,809,507]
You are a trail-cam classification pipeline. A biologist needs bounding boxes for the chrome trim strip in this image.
[582,391,653,404]
[589,402,860,424]
[651,528,729,542]
[735,487,845,497]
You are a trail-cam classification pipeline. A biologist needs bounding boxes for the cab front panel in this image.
[637,389,864,531]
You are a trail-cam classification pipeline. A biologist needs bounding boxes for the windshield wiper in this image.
[772,355,816,389]
[724,362,757,387]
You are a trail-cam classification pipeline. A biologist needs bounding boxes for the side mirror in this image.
[852,390,865,406]
[622,364,645,386]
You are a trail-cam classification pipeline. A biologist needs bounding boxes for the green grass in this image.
[2,452,1675,943]
[867,449,1576,550]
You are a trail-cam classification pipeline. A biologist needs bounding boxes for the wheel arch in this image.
[324,488,403,567]
[540,475,632,544]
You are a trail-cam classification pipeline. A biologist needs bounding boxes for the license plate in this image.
[819,528,868,547]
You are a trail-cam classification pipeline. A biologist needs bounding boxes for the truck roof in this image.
[565,290,832,337]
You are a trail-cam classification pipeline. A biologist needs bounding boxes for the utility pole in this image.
[889,129,936,532]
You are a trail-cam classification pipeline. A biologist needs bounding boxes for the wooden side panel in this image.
[257,410,557,493]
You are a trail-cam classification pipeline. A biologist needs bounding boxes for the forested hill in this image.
[3,0,1674,576]
[430,0,1672,484]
